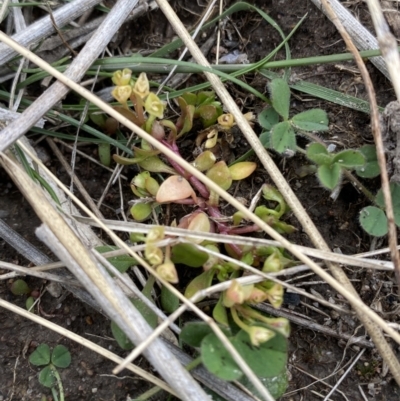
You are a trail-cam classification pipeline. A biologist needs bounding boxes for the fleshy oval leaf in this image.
[156,175,196,203]
[206,161,232,190]
[10,279,30,295]
[130,203,153,222]
[184,269,215,300]
[213,295,229,327]
[171,243,209,267]
[161,285,180,313]
[229,162,257,181]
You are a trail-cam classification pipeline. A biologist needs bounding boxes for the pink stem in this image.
[160,139,210,198]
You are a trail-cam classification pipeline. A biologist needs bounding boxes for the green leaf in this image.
[130,203,153,222]
[95,245,137,274]
[131,297,158,329]
[39,365,56,388]
[181,92,197,106]
[375,182,400,209]
[259,131,271,148]
[197,104,219,128]
[171,243,209,267]
[332,150,365,169]
[306,143,332,165]
[51,345,71,368]
[317,163,341,190]
[213,295,229,327]
[89,112,106,128]
[269,78,290,120]
[232,329,287,378]
[161,285,180,314]
[10,279,31,295]
[238,371,289,400]
[258,108,279,130]
[201,332,242,381]
[197,91,216,106]
[29,344,51,366]
[291,109,329,131]
[359,206,388,237]
[270,121,296,154]
[206,161,232,191]
[26,296,35,313]
[180,322,213,347]
[355,145,380,178]
[98,143,111,167]
[184,269,215,300]
[375,182,400,227]
[111,321,134,350]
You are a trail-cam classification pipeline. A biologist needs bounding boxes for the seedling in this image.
[29,344,71,401]
[10,279,38,313]
[359,182,400,237]
[258,78,329,155]
[305,142,366,190]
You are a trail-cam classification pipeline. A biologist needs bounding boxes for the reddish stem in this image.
[160,139,210,198]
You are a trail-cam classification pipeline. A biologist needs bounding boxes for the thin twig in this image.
[46,138,104,219]
[323,349,366,401]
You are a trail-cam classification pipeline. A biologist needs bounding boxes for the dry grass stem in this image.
[310,0,390,79]
[72,216,395,270]
[0,0,103,66]
[320,0,400,385]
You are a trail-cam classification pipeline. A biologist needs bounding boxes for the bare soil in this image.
[1,0,400,400]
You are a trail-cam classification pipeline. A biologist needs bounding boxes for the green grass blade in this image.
[259,69,382,113]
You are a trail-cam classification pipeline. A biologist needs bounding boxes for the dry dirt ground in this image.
[1,0,400,400]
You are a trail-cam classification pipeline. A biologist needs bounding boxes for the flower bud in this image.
[246,287,268,304]
[151,120,166,140]
[266,283,284,308]
[147,226,165,242]
[218,113,235,129]
[133,72,150,99]
[111,85,132,105]
[156,260,178,283]
[223,280,253,307]
[145,244,163,265]
[248,326,275,346]
[112,68,132,86]
[145,92,165,119]
[263,317,290,338]
[192,150,216,172]
[262,252,282,273]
